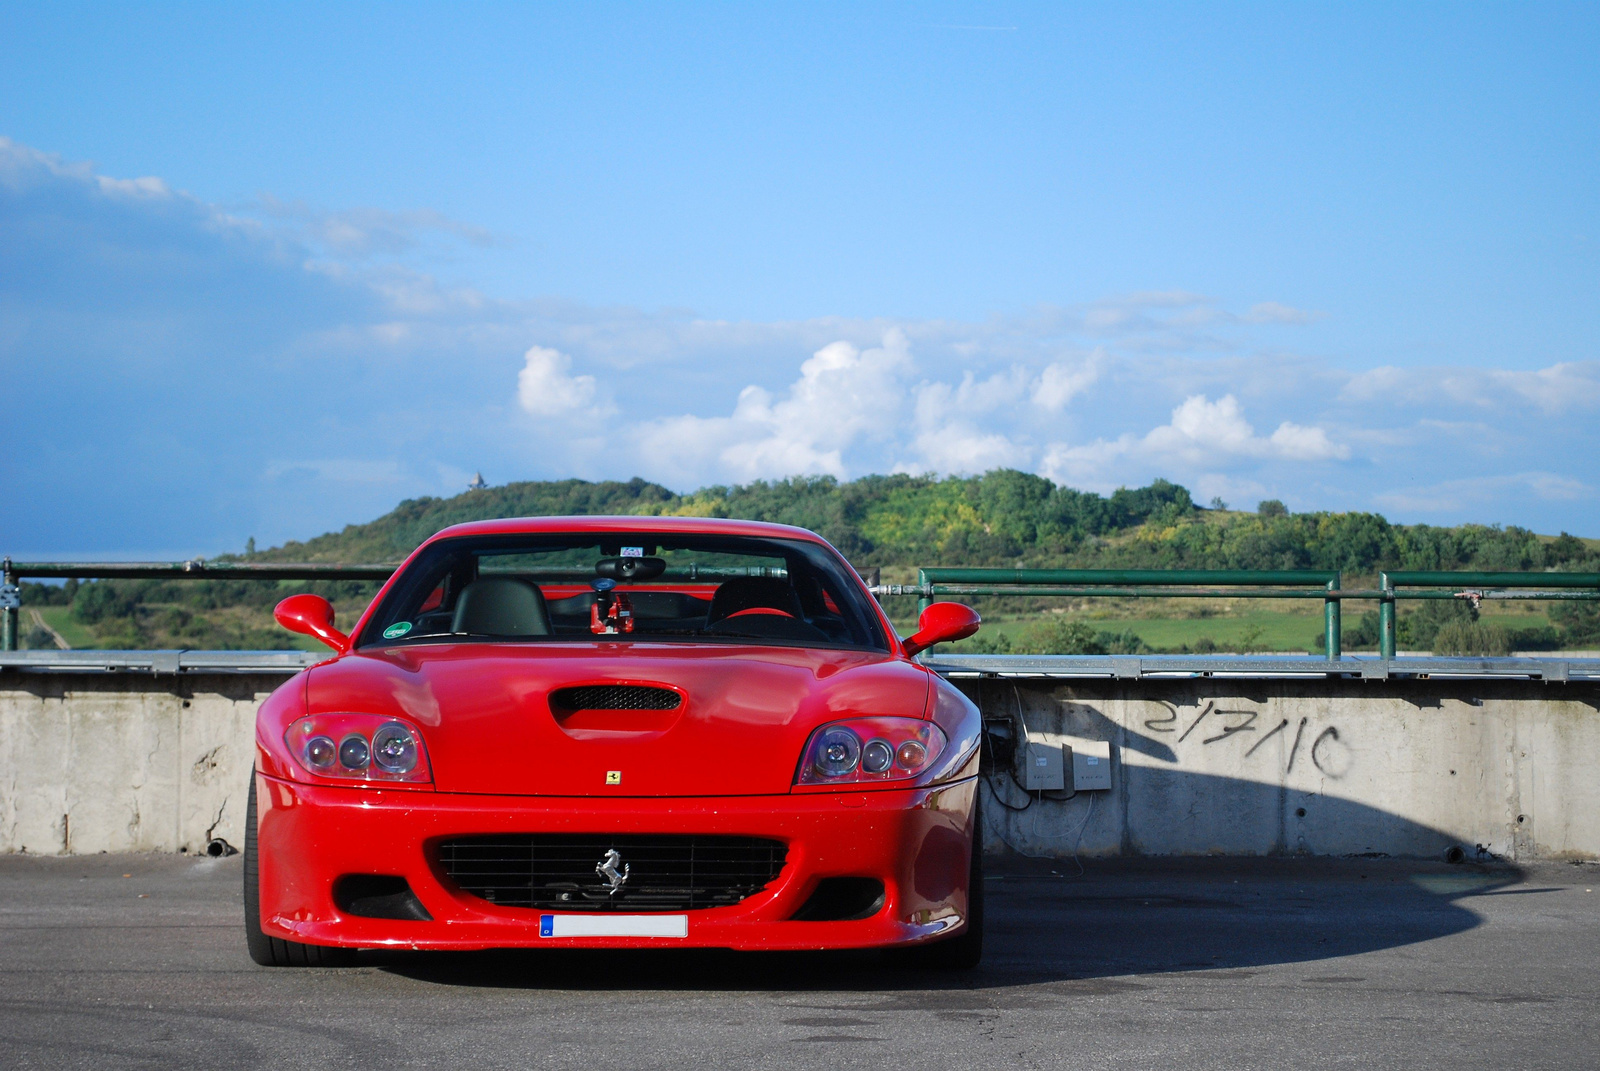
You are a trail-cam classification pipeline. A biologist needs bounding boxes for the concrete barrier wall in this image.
[0,674,281,855]
[1,670,1596,861]
[958,677,1600,863]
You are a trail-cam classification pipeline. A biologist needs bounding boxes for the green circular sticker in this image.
[382,621,413,639]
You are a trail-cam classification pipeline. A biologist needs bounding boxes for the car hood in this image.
[306,642,931,796]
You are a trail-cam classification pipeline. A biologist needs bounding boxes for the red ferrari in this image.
[245,516,985,967]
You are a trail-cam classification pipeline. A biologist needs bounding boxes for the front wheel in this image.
[243,771,355,967]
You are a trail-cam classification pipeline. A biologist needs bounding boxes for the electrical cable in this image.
[980,778,1052,858]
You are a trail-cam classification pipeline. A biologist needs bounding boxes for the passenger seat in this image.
[451,577,551,636]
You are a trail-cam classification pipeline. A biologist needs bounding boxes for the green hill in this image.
[21,471,1600,654]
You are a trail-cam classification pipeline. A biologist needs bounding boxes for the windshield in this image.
[357,532,889,652]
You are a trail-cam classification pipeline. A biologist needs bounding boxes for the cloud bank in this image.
[2,136,1596,554]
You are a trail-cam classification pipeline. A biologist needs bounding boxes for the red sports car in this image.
[245,515,985,967]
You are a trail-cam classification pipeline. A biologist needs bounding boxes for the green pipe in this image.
[929,585,1362,599]
[1382,571,1600,588]
[1325,575,1341,660]
[919,567,1340,586]
[10,561,398,581]
[1,559,15,652]
[916,568,932,615]
[1394,589,1600,600]
[918,585,1600,600]
[1379,573,1396,659]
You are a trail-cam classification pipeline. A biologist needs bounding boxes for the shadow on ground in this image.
[376,854,1525,993]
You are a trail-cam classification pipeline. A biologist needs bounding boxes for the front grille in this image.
[550,685,681,711]
[436,834,788,911]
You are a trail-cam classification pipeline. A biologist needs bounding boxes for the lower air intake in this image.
[436,834,788,911]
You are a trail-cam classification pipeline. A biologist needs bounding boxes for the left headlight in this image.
[794,716,949,787]
[284,713,432,784]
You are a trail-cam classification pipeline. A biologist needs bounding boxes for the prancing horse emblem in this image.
[596,849,630,895]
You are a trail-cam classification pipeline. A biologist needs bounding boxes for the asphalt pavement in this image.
[2,851,1596,1070]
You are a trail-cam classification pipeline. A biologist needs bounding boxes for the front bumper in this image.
[254,772,976,951]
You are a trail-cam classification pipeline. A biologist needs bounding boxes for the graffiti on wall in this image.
[1142,699,1352,779]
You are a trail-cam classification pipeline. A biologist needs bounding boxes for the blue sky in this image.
[2,2,1597,556]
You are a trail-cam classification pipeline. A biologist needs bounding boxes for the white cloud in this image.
[1374,473,1593,514]
[1148,394,1348,464]
[1267,420,1346,461]
[901,371,1032,474]
[1033,351,1102,410]
[1039,394,1346,488]
[254,194,496,258]
[517,345,611,419]
[1241,301,1323,325]
[634,330,915,482]
[1340,361,1600,414]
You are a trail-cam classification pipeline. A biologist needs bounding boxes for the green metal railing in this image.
[1375,571,1600,658]
[891,567,1600,660]
[4,556,1598,658]
[0,558,398,651]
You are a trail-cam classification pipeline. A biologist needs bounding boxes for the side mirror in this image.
[902,601,981,658]
[274,594,352,655]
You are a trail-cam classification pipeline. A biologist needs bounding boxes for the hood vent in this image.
[550,685,682,712]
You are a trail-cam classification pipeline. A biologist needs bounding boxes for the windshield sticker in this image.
[620,546,644,557]
[382,621,413,639]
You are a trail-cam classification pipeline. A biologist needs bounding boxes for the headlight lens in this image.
[338,734,370,770]
[284,713,432,784]
[861,738,895,774]
[815,727,862,778]
[303,735,337,769]
[795,717,948,787]
[371,723,419,773]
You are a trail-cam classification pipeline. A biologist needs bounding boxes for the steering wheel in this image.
[724,607,795,619]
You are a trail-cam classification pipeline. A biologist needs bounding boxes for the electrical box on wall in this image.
[1066,738,1113,791]
[1023,742,1065,791]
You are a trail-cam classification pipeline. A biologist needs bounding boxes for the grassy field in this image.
[910,597,1559,654]
[25,593,1567,654]
[34,607,98,649]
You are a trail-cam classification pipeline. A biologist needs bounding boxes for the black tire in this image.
[896,797,984,970]
[243,771,356,967]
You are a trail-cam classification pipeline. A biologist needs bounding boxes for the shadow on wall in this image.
[966,681,1551,861]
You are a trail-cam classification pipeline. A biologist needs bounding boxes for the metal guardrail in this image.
[1,648,1595,683]
[4,558,1598,674]
[920,653,1600,682]
[869,567,1600,661]
[0,557,399,651]
[0,649,323,673]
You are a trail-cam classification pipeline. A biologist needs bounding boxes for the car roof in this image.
[424,515,829,545]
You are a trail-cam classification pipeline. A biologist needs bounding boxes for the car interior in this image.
[369,536,880,649]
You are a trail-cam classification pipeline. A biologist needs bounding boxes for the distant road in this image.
[27,609,68,649]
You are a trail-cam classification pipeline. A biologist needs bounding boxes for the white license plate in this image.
[539,913,688,938]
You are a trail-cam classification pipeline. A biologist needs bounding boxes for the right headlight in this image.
[284,713,432,784]
[794,716,949,787]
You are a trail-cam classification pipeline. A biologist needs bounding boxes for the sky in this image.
[1,2,1597,557]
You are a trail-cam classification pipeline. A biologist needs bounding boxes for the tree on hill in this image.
[41,469,1600,650]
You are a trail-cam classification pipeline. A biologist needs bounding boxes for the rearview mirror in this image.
[274,594,352,655]
[902,601,981,658]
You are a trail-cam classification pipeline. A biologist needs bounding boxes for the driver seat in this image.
[706,577,804,623]
[452,577,551,636]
